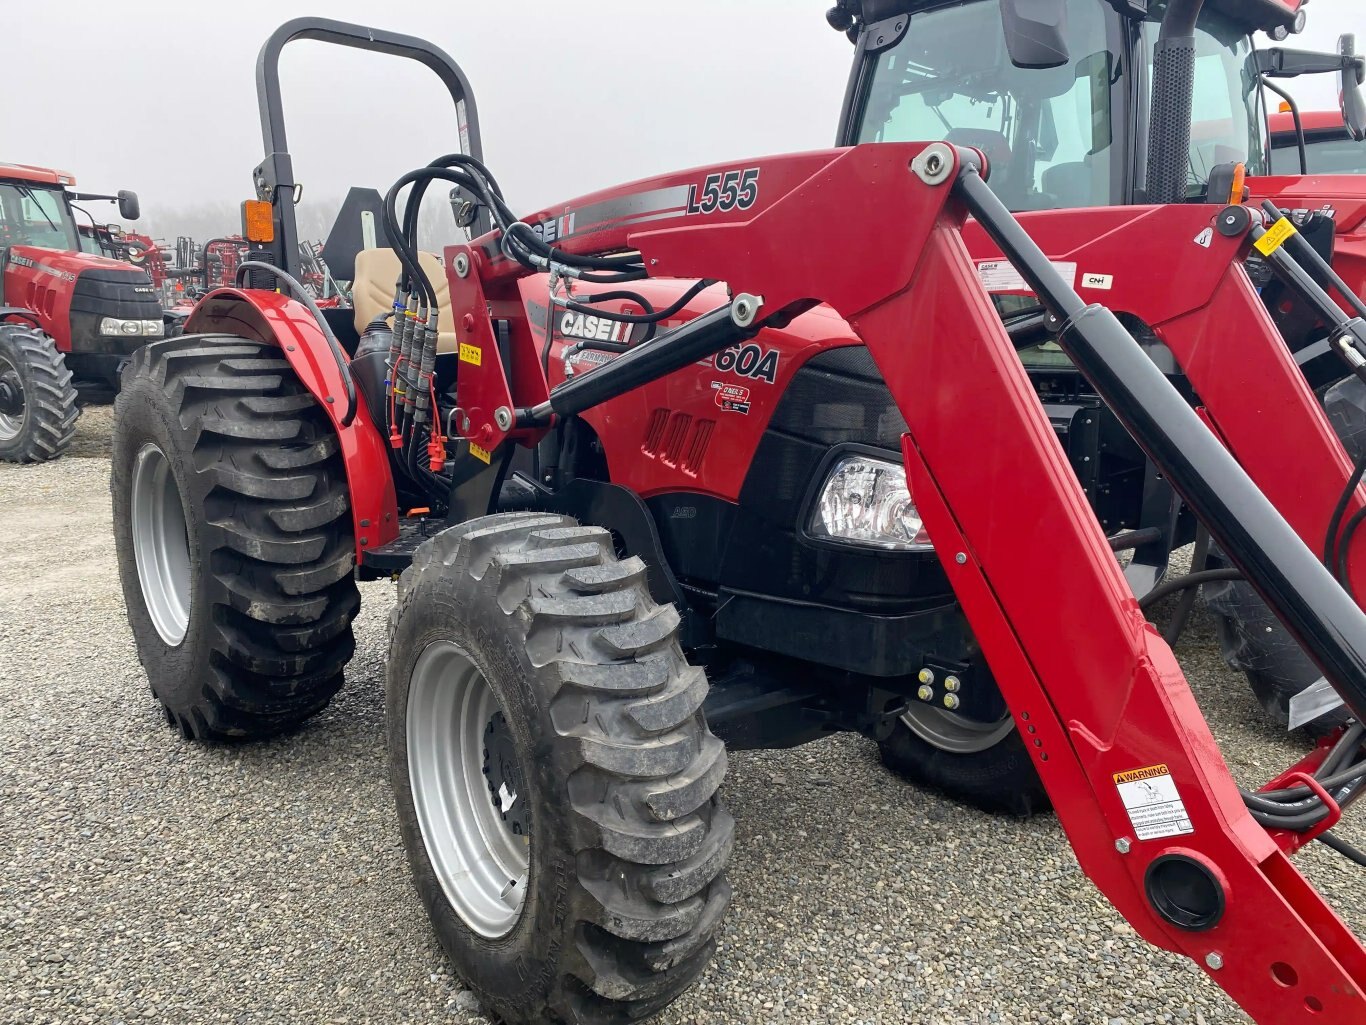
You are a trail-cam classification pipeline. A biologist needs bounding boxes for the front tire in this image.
[0,323,78,462]
[387,513,732,1025]
[111,334,360,740]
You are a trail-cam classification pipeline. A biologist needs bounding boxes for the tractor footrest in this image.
[360,520,443,575]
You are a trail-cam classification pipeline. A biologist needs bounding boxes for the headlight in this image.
[808,454,932,551]
[100,317,165,338]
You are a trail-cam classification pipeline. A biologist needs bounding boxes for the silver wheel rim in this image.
[130,443,192,646]
[0,354,24,441]
[900,704,1017,755]
[407,640,529,939]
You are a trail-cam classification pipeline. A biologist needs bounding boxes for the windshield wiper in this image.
[15,186,62,233]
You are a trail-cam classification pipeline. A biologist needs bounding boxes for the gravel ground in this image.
[3,409,1365,1025]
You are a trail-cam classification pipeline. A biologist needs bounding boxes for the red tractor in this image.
[840,0,1366,739]
[111,17,1366,1025]
[0,162,163,461]
[1272,109,1366,173]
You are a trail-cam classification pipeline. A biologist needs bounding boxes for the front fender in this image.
[0,306,42,328]
[185,288,399,558]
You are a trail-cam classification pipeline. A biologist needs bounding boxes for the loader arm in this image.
[439,142,1366,1022]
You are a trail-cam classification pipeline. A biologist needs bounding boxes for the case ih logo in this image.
[531,213,577,245]
[11,256,77,282]
[558,311,632,344]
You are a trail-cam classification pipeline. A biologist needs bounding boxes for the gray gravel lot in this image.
[3,406,1364,1024]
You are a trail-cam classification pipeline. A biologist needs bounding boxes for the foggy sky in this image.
[3,0,1361,242]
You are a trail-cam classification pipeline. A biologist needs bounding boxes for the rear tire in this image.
[0,323,78,462]
[877,711,1049,817]
[111,334,360,740]
[387,513,732,1025]
[1206,576,1347,738]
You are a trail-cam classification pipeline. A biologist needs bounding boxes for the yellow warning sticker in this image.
[459,343,482,366]
[1112,763,1171,785]
[1254,217,1298,257]
[469,443,492,464]
[1113,764,1195,841]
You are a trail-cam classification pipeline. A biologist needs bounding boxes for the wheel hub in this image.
[484,711,531,836]
[0,370,22,416]
[0,359,24,441]
[407,641,530,939]
[130,443,192,646]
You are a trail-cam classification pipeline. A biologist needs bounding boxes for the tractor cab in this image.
[0,165,140,256]
[833,0,1357,209]
[0,167,84,252]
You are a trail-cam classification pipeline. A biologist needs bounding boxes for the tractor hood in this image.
[2,244,161,355]
[4,244,149,280]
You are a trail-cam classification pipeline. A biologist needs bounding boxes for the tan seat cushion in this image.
[351,248,457,355]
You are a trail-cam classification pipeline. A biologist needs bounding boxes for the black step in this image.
[360,519,444,574]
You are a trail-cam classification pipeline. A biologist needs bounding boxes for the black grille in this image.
[69,266,163,354]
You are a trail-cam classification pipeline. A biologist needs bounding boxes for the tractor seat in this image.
[351,247,457,355]
[945,128,1013,183]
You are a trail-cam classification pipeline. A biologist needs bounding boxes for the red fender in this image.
[185,288,400,558]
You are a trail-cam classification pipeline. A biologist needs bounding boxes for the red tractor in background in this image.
[0,162,163,461]
[840,0,1366,747]
[1272,109,1366,173]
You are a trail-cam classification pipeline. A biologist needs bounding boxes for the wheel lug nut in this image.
[917,668,935,685]
[945,676,961,693]
[943,694,961,711]
[917,685,935,702]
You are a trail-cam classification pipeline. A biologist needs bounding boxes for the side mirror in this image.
[117,190,141,221]
[1340,35,1366,142]
[1000,0,1070,70]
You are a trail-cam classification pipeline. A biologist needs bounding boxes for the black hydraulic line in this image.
[1338,505,1366,599]
[1262,79,1310,176]
[234,260,358,429]
[956,166,1366,724]
[1138,569,1244,613]
[1108,527,1164,553]
[1319,831,1366,866]
[1325,449,1366,569]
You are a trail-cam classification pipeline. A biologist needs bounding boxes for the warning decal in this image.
[1113,764,1195,842]
[1254,217,1298,258]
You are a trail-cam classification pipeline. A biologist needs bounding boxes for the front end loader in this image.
[110,17,1366,1025]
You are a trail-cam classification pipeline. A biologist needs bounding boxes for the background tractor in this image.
[1272,109,1366,172]
[836,0,1366,740]
[111,17,1366,1025]
[0,162,161,461]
